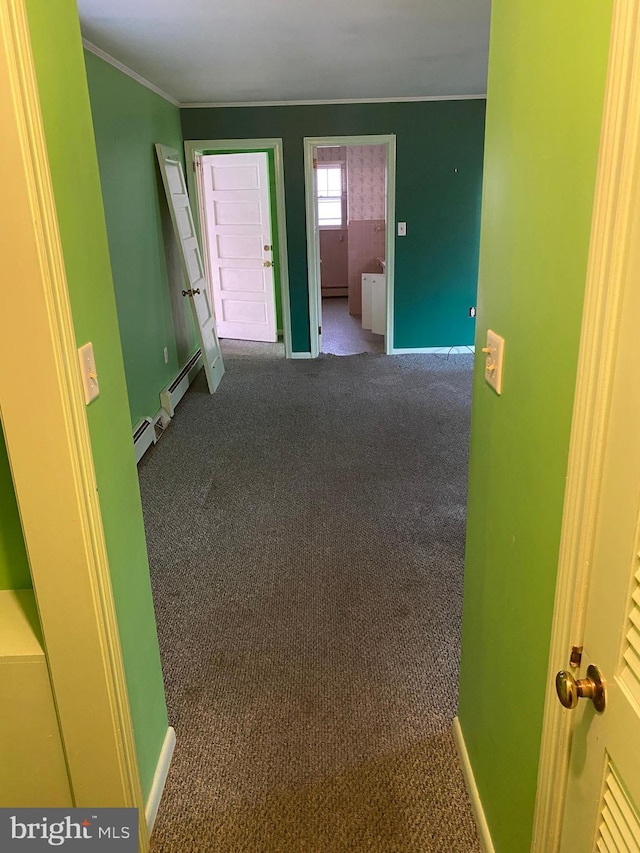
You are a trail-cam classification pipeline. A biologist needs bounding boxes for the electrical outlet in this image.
[469,306,476,318]
[164,347,169,364]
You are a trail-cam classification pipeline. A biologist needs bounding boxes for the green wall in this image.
[181,100,486,352]
[458,2,613,850]
[0,426,31,591]
[26,0,168,800]
[84,52,197,428]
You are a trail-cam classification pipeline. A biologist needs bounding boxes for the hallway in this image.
[140,350,480,852]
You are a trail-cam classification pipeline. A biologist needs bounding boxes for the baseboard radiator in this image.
[160,349,203,418]
[133,417,155,464]
[132,350,202,465]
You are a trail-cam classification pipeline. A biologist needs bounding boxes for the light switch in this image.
[78,342,100,404]
[397,222,407,236]
[483,329,504,395]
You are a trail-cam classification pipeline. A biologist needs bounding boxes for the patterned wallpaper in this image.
[346,145,386,222]
[317,146,346,163]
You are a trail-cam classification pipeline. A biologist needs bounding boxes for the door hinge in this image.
[313,158,318,169]
[569,645,583,669]
[318,326,322,335]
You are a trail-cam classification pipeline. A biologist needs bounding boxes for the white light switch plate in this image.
[397,222,407,236]
[78,342,99,404]
[484,329,504,395]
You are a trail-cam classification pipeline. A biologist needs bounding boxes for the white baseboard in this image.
[391,345,475,355]
[289,351,313,359]
[145,726,176,832]
[133,417,155,464]
[133,408,172,465]
[453,717,495,853]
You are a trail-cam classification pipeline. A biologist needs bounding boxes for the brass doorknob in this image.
[555,664,606,712]
[263,261,272,268]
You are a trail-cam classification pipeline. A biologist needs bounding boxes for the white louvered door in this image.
[559,163,640,852]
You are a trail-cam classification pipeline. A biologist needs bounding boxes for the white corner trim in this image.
[453,717,496,853]
[289,351,313,359]
[145,726,176,832]
[391,345,475,355]
[181,94,487,109]
[82,39,180,107]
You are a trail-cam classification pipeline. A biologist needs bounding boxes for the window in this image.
[317,163,346,228]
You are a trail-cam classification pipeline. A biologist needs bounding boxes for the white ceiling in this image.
[76,0,491,106]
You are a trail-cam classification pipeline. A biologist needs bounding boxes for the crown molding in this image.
[79,43,486,111]
[180,93,487,109]
[82,39,179,106]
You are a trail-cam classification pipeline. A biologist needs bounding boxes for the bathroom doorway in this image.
[303,136,396,358]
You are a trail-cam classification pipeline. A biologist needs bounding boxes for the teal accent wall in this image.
[458,2,613,850]
[181,100,486,352]
[84,52,197,428]
[0,426,31,591]
[202,148,283,331]
[26,0,169,799]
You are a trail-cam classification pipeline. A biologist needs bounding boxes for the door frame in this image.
[532,1,640,849]
[184,138,292,358]
[0,0,147,847]
[303,135,397,358]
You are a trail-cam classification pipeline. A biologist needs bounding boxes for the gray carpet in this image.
[140,350,481,852]
[321,297,385,355]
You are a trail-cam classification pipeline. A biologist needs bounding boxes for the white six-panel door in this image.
[155,144,225,395]
[199,152,277,342]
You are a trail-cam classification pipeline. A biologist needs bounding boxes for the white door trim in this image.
[0,0,147,845]
[184,138,292,358]
[303,135,397,357]
[532,2,640,850]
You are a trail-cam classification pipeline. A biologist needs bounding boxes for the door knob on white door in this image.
[555,664,606,712]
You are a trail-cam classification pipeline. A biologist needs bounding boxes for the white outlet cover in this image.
[484,329,504,395]
[78,342,99,404]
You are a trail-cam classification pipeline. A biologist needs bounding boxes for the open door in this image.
[198,152,277,343]
[304,136,396,358]
[556,130,640,851]
[534,6,640,848]
[155,144,224,394]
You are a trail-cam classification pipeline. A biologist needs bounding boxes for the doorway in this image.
[184,138,292,358]
[304,135,396,358]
